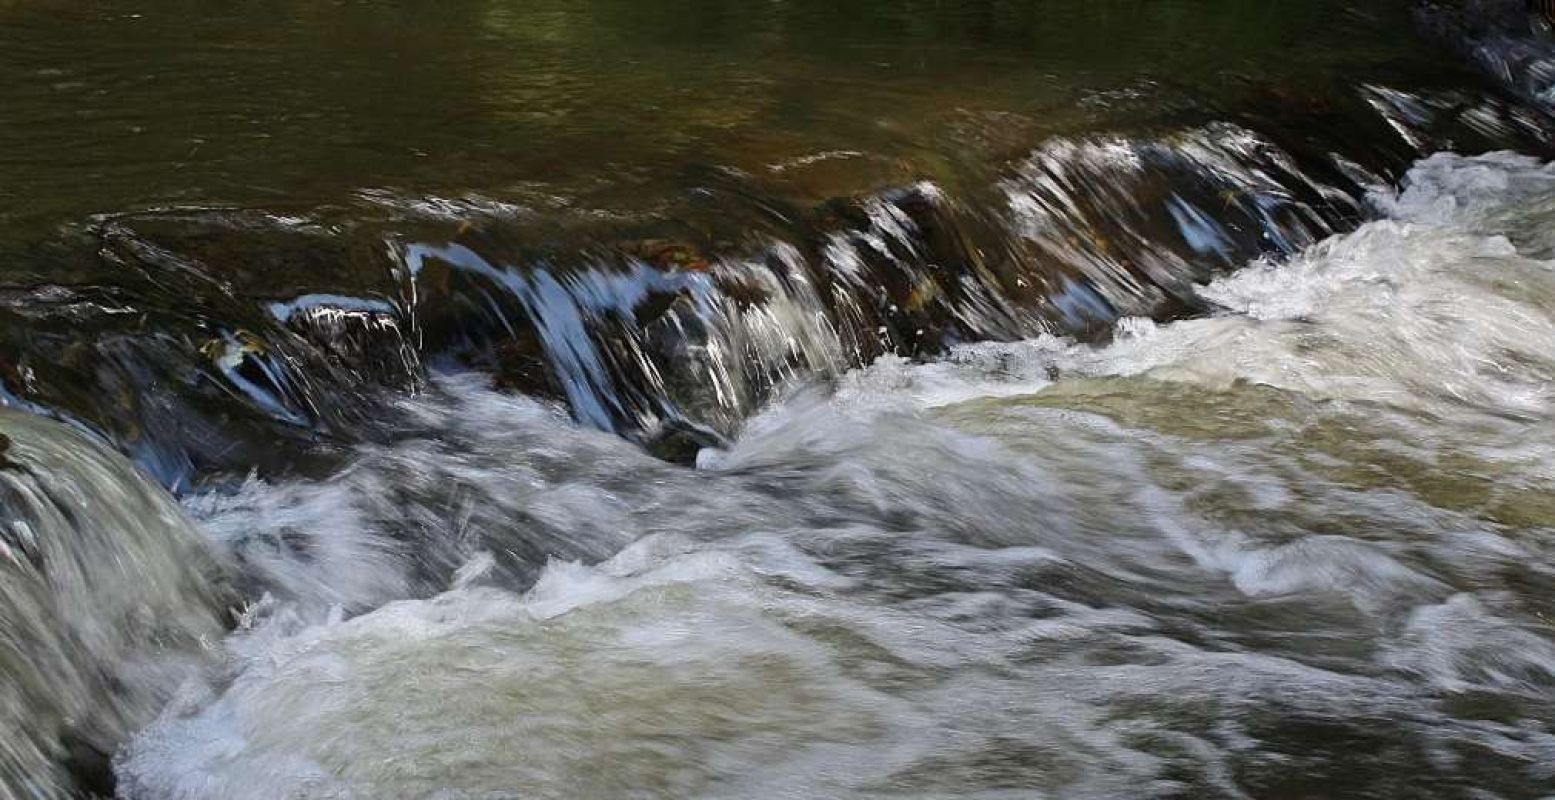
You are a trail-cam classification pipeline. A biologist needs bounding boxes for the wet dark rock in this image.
[642,418,727,467]
[639,292,745,437]
[0,241,396,488]
[2,76,1551,479]
[271,295,421,391]
[0,432,18,472]
[59,731,115,800]
[1416,0,1555,119]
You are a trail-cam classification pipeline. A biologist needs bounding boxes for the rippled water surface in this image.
[5,1,1555,799]
[0,0,1482,243]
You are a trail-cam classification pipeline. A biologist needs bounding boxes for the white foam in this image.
[117,152,1555,798]
[837,152,1555,438]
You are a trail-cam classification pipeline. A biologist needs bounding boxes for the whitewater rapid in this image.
[101,152,1555,799]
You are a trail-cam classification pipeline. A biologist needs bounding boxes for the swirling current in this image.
[5,2,1555,799]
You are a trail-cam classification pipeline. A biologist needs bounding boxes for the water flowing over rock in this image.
[9,104,1543,478]
[0,410,226,799]
[114,152,1555,797]
[5,4,1555,796]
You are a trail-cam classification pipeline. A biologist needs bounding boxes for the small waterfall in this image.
[385,125,1355,452]
[7,1,1555,796]
[0,409,226,799]
[0,76,1549,479]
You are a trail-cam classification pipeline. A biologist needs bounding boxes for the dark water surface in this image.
[3,0,1540,477]
[0,0,1477,241]
[6,2,1555,799]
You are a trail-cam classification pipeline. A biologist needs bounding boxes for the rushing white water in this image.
[0,411,225,800]
[110,152,1555,799]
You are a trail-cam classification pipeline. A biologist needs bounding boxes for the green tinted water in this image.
[0,0,1453,243]
[11,4,1555,798]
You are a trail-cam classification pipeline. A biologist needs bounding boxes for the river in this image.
[3,2,1555,798]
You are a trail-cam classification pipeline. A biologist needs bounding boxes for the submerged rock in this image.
[0,85,1548,479]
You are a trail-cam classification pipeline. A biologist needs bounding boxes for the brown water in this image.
[3,0,1540,479]
[7,3,1555,799]
[0,0,1476,244]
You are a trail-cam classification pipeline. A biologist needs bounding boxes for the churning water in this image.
[94,153,1555,798]
[0,411,225,799]
[6,1,1555,799]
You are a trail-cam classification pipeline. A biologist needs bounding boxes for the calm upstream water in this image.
[6,1,1555,798]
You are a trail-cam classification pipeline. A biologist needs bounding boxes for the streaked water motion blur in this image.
[5,1,1555,798]
[0,411,224,799]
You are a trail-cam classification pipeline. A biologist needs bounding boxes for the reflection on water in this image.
[5,2,1555,798]
[0,0,1470,243]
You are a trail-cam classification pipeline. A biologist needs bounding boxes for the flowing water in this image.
[5,1,1555,798]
